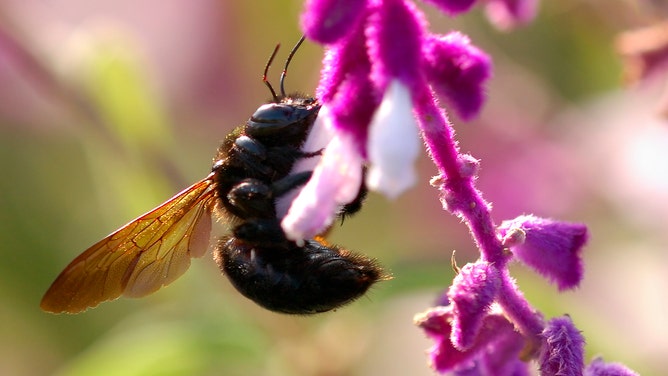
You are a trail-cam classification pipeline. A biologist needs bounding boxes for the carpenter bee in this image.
[41,37,386,315]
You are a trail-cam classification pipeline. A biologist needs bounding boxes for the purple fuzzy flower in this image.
[584,357,640,376]
[423,32,492,120]
[415,306,528,375]
[301,0,368,43]
[421,0,477,16]
[448,261,500,350]
[539,316,585,376]
[298,1,638,375]
[498,215,588,290]
[285,0,492,241]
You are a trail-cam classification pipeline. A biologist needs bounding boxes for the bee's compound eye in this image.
[246,103,318,138]
[250,104,294,124]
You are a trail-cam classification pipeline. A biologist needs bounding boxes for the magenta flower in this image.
[415,305,529,375]
[447,261,500,350]
[423,32,492,120]
[408,0,541,29]
[421,0,476,16]
[539,316,585,376]
[294,0,638,375]
[284,0,492,241]
[498,214,588,290]
[585,357,640,376]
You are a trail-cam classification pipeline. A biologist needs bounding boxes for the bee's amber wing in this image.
[41,175,216,314]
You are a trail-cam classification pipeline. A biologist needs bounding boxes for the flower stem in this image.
[416,85,545,355]
[415,86,505,264]
[496,269,545,356]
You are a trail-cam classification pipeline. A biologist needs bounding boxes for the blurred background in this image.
[1,0,667,375]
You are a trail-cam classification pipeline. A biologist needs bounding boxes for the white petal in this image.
[275,106,333,219]
[281,129,363,241]
[366,80,420,199]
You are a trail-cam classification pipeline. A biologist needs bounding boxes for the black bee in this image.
[41,37,386,315]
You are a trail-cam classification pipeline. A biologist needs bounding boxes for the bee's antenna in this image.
[280,36,306,98]
[263,44,280,102]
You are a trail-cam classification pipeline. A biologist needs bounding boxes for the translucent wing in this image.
[41,175,217,314]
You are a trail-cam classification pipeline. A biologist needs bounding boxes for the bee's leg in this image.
[231,218,287,247]
[226,171,312,218]
[228,136,273,177]
[226,178,274,219]
[338,167,367,223]
[272,170,312,197]
[226,170,314,246]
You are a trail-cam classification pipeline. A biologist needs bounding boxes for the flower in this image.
[421,0,477,16]
[539,316,585,376]
[366,80,420,198]
[422,32,492,120]
[281,110,365,241]
[299,1,638,375]
[584,357,640,376]
[284,0,492,241]
[498,215,588,290]
[447,261,500,350]
[416,258,546,374]
[415,305,529,375]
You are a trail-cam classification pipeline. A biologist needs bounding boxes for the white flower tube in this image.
[366,80,420,199]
